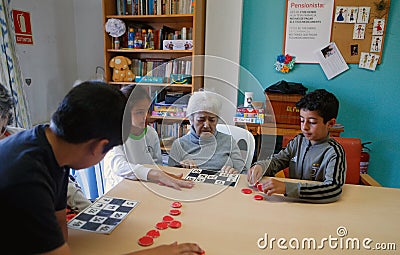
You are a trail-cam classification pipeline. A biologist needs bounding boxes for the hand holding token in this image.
[259,178,286,196]
[247,164,263,186]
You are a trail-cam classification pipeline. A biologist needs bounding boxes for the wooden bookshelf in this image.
[102,0,205,92]
[102,0,205,143]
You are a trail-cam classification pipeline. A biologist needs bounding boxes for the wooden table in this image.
[68,166,399,255]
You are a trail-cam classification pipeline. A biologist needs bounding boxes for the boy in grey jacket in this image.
[247,89,346,203]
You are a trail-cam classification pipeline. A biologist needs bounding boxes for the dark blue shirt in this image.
[0,124,68,253]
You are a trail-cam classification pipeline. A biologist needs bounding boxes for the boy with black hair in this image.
[0,81,203,254]
[247,89,346,203]
[0,83,92,216]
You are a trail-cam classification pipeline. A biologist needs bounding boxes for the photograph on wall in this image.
[357,7,370,23]
[370,36,383,52]
[334,6,347,23]
[315,42,349,80]
[350,44,358,56]
[346,7,358,23]
[372,19,385,35]
[284,0,335,63]
[353,24,366,39]
[359,52,380,71]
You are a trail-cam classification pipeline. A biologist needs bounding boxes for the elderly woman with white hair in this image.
[168,90,246,173]
[0,84,24,138]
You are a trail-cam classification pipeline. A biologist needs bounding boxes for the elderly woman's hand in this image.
[221,165,238,174]
[180,159,198,169]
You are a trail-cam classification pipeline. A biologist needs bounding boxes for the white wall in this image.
[12,0,109,124]
[11,0,242,124]
[12,0,78,125]
[204,0,243,124]
[73,0,104,81]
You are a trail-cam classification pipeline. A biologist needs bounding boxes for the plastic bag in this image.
[264,80,308,95]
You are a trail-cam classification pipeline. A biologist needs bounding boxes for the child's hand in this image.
[259,178,286,196]
[132,241,204,255]
[221,165,238,174]
[247,164,263,186]
[152,170,195,190]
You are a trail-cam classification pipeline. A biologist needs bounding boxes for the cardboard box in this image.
[163,40,193,50]
[265,92,303,125]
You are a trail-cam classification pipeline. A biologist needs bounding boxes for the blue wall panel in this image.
[240,0,400,188]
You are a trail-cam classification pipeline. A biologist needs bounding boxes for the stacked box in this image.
[234,107,265,124]
[152,101,187,117]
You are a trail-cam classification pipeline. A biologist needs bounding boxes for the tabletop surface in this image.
[68,166,400,255]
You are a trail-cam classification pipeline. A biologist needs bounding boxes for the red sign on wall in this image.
[12,10,33,45]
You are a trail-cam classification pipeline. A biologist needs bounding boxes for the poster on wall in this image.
[314,42,349,80]
[284,0,334,63]
[12,10,34,45]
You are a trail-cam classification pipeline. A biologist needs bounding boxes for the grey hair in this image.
[186,90,222,118]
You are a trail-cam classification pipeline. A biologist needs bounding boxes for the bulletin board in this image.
[331,0,390,64]
[283,0,335,63]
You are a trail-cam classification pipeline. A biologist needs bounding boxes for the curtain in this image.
[0,0,31,128]
[70,161,106,200]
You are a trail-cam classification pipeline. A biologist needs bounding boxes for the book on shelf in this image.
[135,76,164,83]
[153,101,187,111]
[234,105,265,124]
[152,100,187,117]
[130,58,192,83]
[148,0,154,15]
[236,106,265,114]
[151,122,191,153]
[152,110,186,118]
[235,112,265,119]
[233,117,265,124]
[126,0,133,15]
[116,0,194,16]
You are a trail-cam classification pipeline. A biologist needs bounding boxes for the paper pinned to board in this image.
[315,42,349,80]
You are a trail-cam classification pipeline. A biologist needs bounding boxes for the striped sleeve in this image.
[285,140,347,203]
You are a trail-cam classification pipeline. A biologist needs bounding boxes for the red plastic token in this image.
[169,209,181,216]
[171,201,182,208]
[169,220,182,229]
[257,183,264,192]
[241,188,253,194]
[146,229,160,238]
[253,181,260,189]
[138,236,154,246]
[155,221,169,230]
[66,213,76,222]
[163,215,174,222]
[254,194,264,200]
